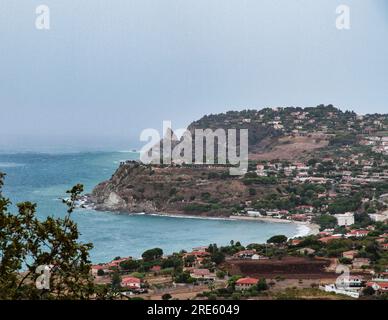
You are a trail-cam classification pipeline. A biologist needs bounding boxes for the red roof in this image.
[192,269,211,276]
[236,277,259,285]
[150,265,161,272]
[92,265,105,270]
[367,282,388,290]
[347,230,369,236]
[121,277,141,284]
[186,251,210,257]
[319,235,341,243]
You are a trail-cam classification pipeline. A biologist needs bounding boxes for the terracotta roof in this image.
[92,265,105,270]
[192,269,211,276]
[236,277,259,285]
[150,265,161,271]
[121,277,141,284]
[319,235,341,243]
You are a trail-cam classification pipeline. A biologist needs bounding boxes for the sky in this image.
[0,0,387,152]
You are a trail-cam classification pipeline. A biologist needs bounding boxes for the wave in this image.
[117,150,139,153]
[292,223,312,238]
[0,162,25,168]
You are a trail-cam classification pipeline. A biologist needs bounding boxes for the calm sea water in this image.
[0,151,301,262]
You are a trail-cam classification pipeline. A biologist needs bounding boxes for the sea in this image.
[0,151,304,263]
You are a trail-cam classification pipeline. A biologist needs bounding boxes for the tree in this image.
[111,271,122,290]
[97,269,105,276]
[119,259,140,272]
[362,286,375,296]
[141,248,163,262]
[267,235,288,244]
[313,214,337,230]
[256,278,268,291]
[211,251,225,265]
[162,293,172,300]
[0,174,94,299]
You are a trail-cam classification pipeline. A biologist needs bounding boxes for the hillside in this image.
[89,105,388,217]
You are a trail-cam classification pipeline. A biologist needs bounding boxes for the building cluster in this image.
[361,136,388,155]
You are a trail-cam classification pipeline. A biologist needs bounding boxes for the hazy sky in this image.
[0,0,387,151]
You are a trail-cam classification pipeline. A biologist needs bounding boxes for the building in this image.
[342,250,358,260]
[190,269,216,281]
[319,235,342,243]
[251,254,268,260]
[352,258,371,269]
[234,250,257,259]
[121,277,141,289]
[346,230,369,238]
[368,213,388,222]
[235,277,259,291]
[91,265,107,276]
[298,248,316,255]
[366,281,388,294]
[150,265,161,273]
[334,212,355,226]
[337,275,364,288]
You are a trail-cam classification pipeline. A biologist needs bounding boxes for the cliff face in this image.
[90,162,261,216]
[91,162,159,213]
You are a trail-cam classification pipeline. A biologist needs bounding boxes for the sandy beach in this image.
[131,212,320,238]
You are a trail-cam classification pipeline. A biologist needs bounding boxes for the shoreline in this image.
[128,211,320,238]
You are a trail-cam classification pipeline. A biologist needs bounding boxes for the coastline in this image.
[128,211,320,238]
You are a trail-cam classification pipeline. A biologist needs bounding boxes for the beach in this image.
[132,211,320,238]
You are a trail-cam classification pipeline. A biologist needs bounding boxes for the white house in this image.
[334,212,355,226]
[369,213,388,222]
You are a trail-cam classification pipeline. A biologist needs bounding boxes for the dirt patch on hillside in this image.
[250,136,329,161]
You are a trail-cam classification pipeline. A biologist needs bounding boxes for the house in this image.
[291,239,302,246]
[366,281,388,293]
[190,269,216,281]
[234,250,257,259]
[91,265,107,276]
[368,213,388,222]
[295,205,314,213]
[346,230,369,238]
[372,272,388,282]
[319,235,342,243]
[352,258,370,269]
[337,275,364,288]
[121,276,141,289]
[184,250,210,265]
[150,265,161,273]
[107,257,131,268]
[334,212,355,226]
[251,254,268,260]
[381,243,388,250]
[298,248,316,255]
[291,214,308,222]
[342,250,358,260]
[235,277,259,291]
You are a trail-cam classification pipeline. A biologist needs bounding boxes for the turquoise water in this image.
[0,152,300,262]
